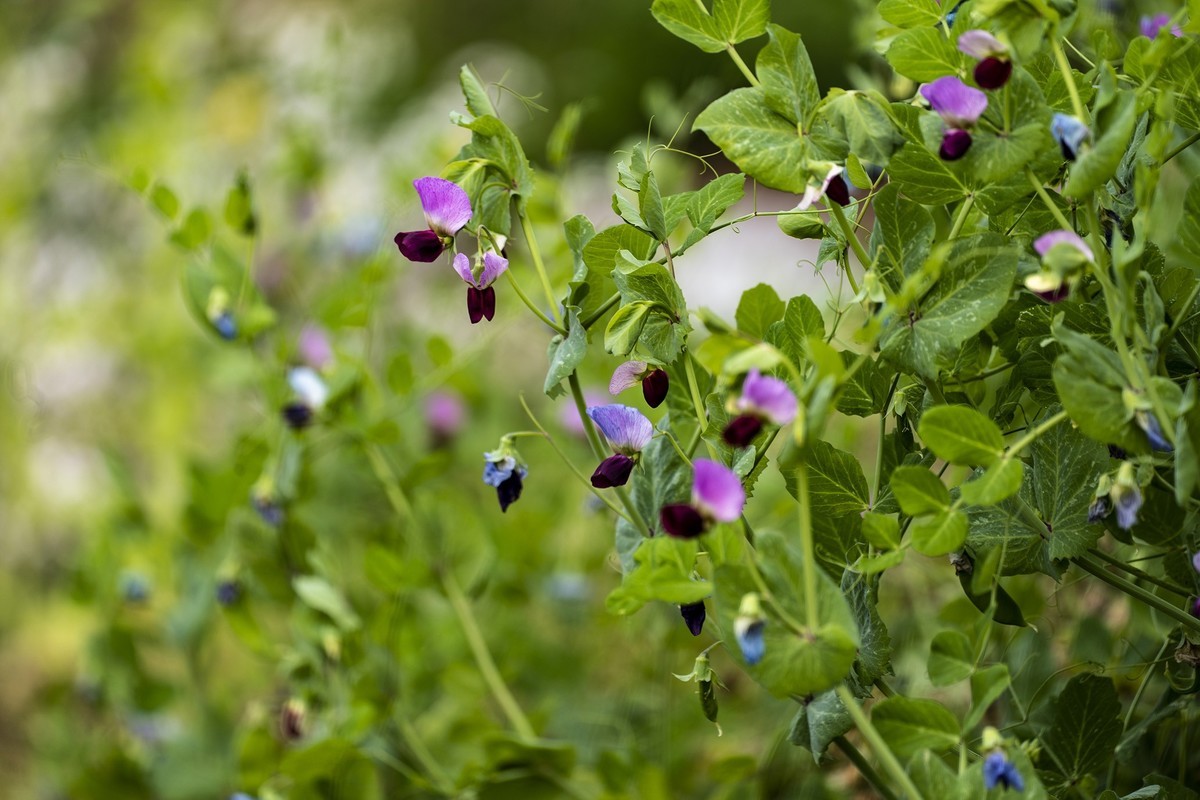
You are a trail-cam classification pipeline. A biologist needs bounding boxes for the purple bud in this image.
[394,229,445,262]
[467,286,484,324]
[213,312,238,341]
[642,368,669,408]
[660,503,707,538]
[723,414,763,447]
[680,601,706,636]
[1087,496,1111,523]
[974,57,1012,90]
[1114,485,1142,530]
[734,617,766,665]
[282,402,314,430]
[216,580,241,606]
[591,453,635,488]
[496,470,524,512]
[1141,13,1183,38]
[1192,597,1200,619]
[983,752,1025,792]
[1051,114,1090,161]
[825,174,851,207]
[1136,410,1173,452]
[939,129,973,160]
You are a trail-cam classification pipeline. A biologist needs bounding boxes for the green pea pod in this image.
[958,571,1027,628]
[699,679,718,722]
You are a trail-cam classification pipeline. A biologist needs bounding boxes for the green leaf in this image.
[756,24,821,126]
[606,537,709,615]
[713,0,770,44]
[694,88,809,194]
[881,234,1018,379]
[887,26,967,82]
[823,89,904,166]
[292,576,361,631]
[1180,178,1200,261]
[890,465,951,516]
[783,439,871,516]
[879,0,943,28]
[152,182,180,220]
[735,283,785,339]
[1042,674,1121,781]
[169,208,212,251]
[965,663,1010,731]
[854,548,907,574]
[604,301,652,357]
[765,295,825,369]
[651,0,725,52]
[919,405,1006,466]
[910,508,969,556]
[638,171,668,241]
[928,630,974,686]
[960,459,1025,505]
[788,690,853,762]
[908,751,963,799]
[1051,321,1143,453]
[869,183,935,291]
[459,64,496,118]
[862,512,901,549]
[844,570,893,687]
[544,310,588,397]
[1065,94,1138,197]
[616,434,691,568]
[887,142,970,205]
[871,696,960,761]
[680,172,746,251]
[1030,418,1108,560]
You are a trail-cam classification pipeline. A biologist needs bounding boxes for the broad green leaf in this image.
[879,0,943,28]
[869,183,935,291]
[650,0,725,52]
[1180,178,1200,260]
[788,690,852,762]
[1065,93,1138,197]
[1042,674,1121,782]
[782,439,871,516]
[152,182,180,220]
[887,26,967,82]
[919,405,1006,466]
[928,630,974,686]
[844,570,893,687]
[736,283,785,339]
[638,171,668,241]
[890,465,951,516]
[854,548,907,574]
[544,309,588,397]
[292,576,361,631]
[604,301,652,357]
[695,88,809,194]
[871,696,960,760]
[1159,42,1200,130]
[765,295,825,370]
[888,141,971,205]
[680,172,746,251]
[964,484,1060,578]
[910,508,968,556]
[908,751,964,799]
[960,459,1024,505]
[756,24,821,125]
[1051,321,1142,452]
[823,89,904,166]
[881,234,1018,379]
[1030,418,1108,560]
[965,664,1011,731]
[170,208,212,251]
[713,0,770,44]
[836,352,896,418]
[606,537,709,614]
[575,223,654,324]
[862,512,901,549]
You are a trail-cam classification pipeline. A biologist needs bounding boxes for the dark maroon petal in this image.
[282,402,314,430]
[825,174,851,206]
[1192,597,1200,619]
[466,287,484,324]
[496,471,523,512]
[1033,284,1071,303]
[481,285,496,321]
[723,414,763,448]
[660,503,706,538]
[591,453,635,488]
[974,57,1012,90]
[939,129,972,161]
[680,601,706,636]
[642,368,669,408]
[394,229,445,262]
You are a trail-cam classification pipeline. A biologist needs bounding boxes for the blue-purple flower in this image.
[610,361,670,408]
[958,30,1013,89]
[660,459,746,537]
[1111,463,1142,530]
[393,177,472,262]
[216,579,241,607]
[588,404,654,488]
[1135,409,1173,452]
[724,370,799,448]
[921,76,988,161]
[680,601,706,636]
[1051,113,1090,161]
[1141,13,1183,38]
[282,366,329,430]
[983,752,1025,791]
[734,593,766,665]
[206,287,237,340]
[483,447,528,512]
[453,251,509,324]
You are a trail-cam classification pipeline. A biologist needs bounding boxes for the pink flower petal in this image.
[1033,230,1094,262]
[920,76,988,128]
[414,177,472,237]
[609,361,648,395]
[452,252,476,286]
[479,251,509,287]
[692,459,745,523]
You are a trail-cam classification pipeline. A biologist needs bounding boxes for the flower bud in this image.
[591,453,635,488]
[723,414,763,447]
[734,593,766,665]
[680,601,706,636]
[642,368,669,408]
[939,129,973,160]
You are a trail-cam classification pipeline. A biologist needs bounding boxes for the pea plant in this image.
[58,0,1200,798]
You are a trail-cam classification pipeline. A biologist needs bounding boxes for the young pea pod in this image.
[674,651,722,730]
[699,675,718,723]
[953,552,1027,628]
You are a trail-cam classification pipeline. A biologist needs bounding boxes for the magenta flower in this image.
[957,30,1012,89]
[610,361,670,408]
[298,325,333,370]
[453,251,509,324]
[723,370,798,448]
[1141,13,1183,38]
[1026,230,1093,302]
[660,459,746,537]
[588,404,654,488]
[393,177,472,262]
[425,390,465,446]
[921,77,988,161]
[1034,230,1094,263]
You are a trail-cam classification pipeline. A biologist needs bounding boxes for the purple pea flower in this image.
[660,459,746,537]
[983,752,1025,792]
[680,601,706,636]
[1111,464,1143,530]
[1141,13,1183,38]
[958,30,1013,90]
[796,163,851,211]
[1051,113,1090,161]
[426,390,466,446]
[733,593,766,665]
[298,325,333,371]
[1135,409,1173,452]
[1025,230,1094,302]
[453,251,509,324]
[723,370,798,448]
[1034,230,1094,263]
[282,367,329,431]
[920,77,988,160]
[393,177,472,262]
[587,404,654,488]
[1192,550,1200,574]
[610,361,670,408]
[483,449,527,512]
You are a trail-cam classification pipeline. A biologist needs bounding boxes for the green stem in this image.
[395,716,456,794]
[1087,547,1190,597]
[1025,169,1075,231]
[945,362,1016,385]
[725,43,760,87]
[835,685,928,800]
[827,201,866,296]
[581,292,620,329]
[503,271,567,335]
[834,735,901,800]
[1051,32,1088,122]
[518,210,563,326]
[683,352,721,460]
[1073,553,1200,635]
[1106,636,1172,789]
[1161,130,1200,165]
[1006,409,1068,459]
[662,241,677,280]
[872,374,901,508]
[948,195,976,240]
[795,464,820,631]
[442,569,538,740]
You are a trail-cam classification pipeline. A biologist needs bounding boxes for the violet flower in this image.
[733,593,766,666]
[1141,13,1183,38]
[1051,113,1090,161]
[660,459,746,537]
[723,370,798,448]
[587,404,654,488]
[298,325,333,371]
[282,366,329,430]
[426,390,466,446]
[1135,409,1173,452]
[1111,463,1142,530]
[983,752,1025,792]
[1034,230,1094,263]
[610,361,670,408]
[483,448,528,512]
[216,579,241,607]
[453,251,509,324]
[680,601,706,636]
[795,163,851,211]
[393,177,472,262]
[921,76,988,160]
[957,30,1013,89]
[1026,230,1094,302]
[206,287,237,340]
